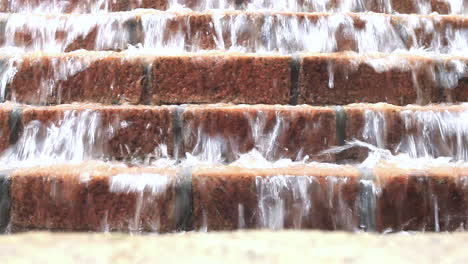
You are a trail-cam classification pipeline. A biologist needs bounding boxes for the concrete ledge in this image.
[1,231,468,263]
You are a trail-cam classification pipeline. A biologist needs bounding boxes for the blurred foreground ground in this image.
[0,230,466,263]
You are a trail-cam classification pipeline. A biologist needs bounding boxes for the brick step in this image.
[1,0,463,14]
[0,103,465,164]
[0,11,465,54]
[0,51,466,105]
[2,160,468,232]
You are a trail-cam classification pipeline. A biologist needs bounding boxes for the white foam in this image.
[110,173,170,194]
[0,57,21,101]
[0,109,107,168]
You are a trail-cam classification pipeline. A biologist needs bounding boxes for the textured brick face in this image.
[181,105,337,162]
[191,167,259,230]
[191,166,361,231]
[8,162,468,233]
[375,165,468,232]
[1,52,466,106]
[340,105,406,161]
[151,55,291,105]
[18,105,175,161]
[340,105,468,162]
[0,107,12,154]
[298,55,441,106]
[99,106,175,160]
[9,164,177,232]
[444,74,468,103]
[9,55,147,105]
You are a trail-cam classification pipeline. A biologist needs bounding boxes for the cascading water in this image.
[0,0,466,235]
[0,12,466,54]
[0,109,106,167]
[4,0,467,14]
[0,11,464,107]
[358,105,468,162]
[255,174,359,230]
[109,172,173,231]
[0,102,467,232]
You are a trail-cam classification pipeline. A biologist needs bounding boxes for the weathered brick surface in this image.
[7,161,468,233]
[1,12,465,53]
[1,103,466,163]
[3,52,291,105]
[340,104,406,161]
[191,166,259,230]
[99,106,175,160]
[375,163,468,232]
[181,105,336,162]
[19,104,175,160]
[7,163,361,232]
[298,54,450,105]
[0,106,13,155]
[8,53,147,105]
[10,162,177,232]
[192,165,361,231]
[341,104,468,162]
[151,54,291,104]
[1,51,466,105]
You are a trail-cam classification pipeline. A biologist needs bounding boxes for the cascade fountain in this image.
[0,0,465,234]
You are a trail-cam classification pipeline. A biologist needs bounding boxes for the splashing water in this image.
[0,109,106,167]
[2,103,468,169]
[0,12,465,55]
[357,105,468,162]
[6,0,467,14]
[256,174,359,230]
[3,12,137,53]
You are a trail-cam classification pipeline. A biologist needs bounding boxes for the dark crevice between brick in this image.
[0,170,11,233]
[334,106,346,146]
[358,168,376,232]
[434,62,446,103]
[434,61,460,103]
[172,105,185,162]
[334,106,350,164]
[139,63,153,105]
[289,55,301,105]
[174,166,193,231]
[8,107,22,145]
[125,18,144,47]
